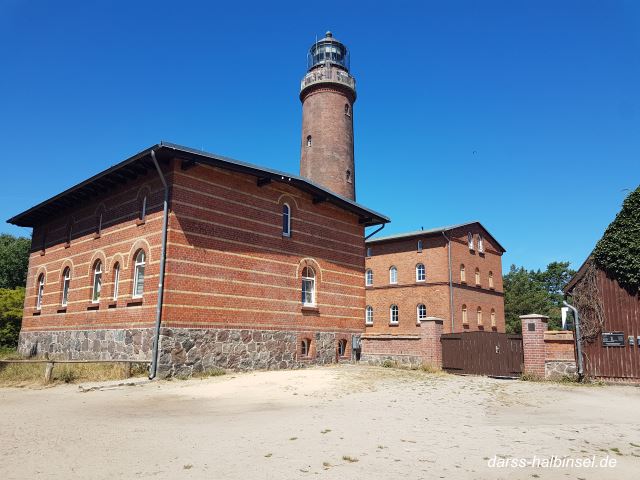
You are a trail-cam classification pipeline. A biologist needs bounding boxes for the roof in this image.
[563,255,593,294]
[6,142,390,228]
[365,221,506,252]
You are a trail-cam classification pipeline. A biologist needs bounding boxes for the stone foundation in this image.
[17,329,153,360]
[360,352,425,367]
[545,360,577,379]
[157,327,356,377]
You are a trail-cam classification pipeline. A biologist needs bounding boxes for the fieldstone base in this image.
[545,360,577,379]
[17,329,153,361]
[157,328,352,377]
[360,353,424,367]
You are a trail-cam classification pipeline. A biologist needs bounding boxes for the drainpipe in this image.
[149,150,169,380]
[364,223,385,240]
[563,300,584,380]
[442,231,454,333]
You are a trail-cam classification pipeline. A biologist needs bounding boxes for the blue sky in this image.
[1,0,638,273]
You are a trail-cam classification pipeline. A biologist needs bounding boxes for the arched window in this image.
[337,339,347,356]
[365,269,373,286]
[478,234,484,253]
[306,135,312,147]
[140,195,148,221]
[462,304,468,324]
[92,260,102,303]
[133,250,146,298]
[417,303,427,322]
[460,264,466,283]
[112,262,120,300]
[344,103,350,116]
[365,305,373,325]
[282,203,291,237]
[416,263,426,282]
[390,304,399,324]
[417,240,423,252]
[301,266,315,306]
[491,309,496,328]
[389,266,398,284]
[301,338,310,356]
[475,268,480,286]
[61,267,71,307]
[489,271,494,289]
[36,273,45,310]
[468,232,474,251]
[477,307,483,326]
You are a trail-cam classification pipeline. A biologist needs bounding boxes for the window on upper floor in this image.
[417,303,427,322]
[416,263,426,282]
[112,262,120,300]
[478,234,484,253]
[365,269,373,286]
[133,250,146,298]
[140,195,148,222]
[417,240,423,252]
[468,232,474,251]
[390,304,399,324]
[36,273,45,310]
[92,260,102,303]
[475,268,480,286]
[366,247,372,258]
[489,271,494,289]
[491,309,496,328]
[306,135,312,147]
[344,103,351,116]
[477,307,483,326]
[389,266,398,284]
[365,305,373,325]
[282,204,291,237]
[462,304,468,325]
[301,266,315,306]
[61,267,71,307]
[460,264,466,283]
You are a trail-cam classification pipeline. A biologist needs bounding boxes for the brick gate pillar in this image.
[420,317,444,368]
[520,314,549,377]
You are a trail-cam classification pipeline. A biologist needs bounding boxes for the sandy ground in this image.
[1,365,639,480]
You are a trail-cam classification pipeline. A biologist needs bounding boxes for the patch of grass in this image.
[192,368,226,379]
[322,461,331,468]
[289,437,298,441]
[630,442,640,448]
[610,447,622,456]
[321,429,331,434]
[342,455,358,463]
[418,363,441,374]
[183,464,193,470]
[264,453,272,458]
[0,347,21,360]
[381,359,397,368]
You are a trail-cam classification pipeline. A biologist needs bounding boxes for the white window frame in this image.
[61,268,71,307]
[133,251,146,298]
[36,274,45,310]
[478,234,484,253]
[365,305,373,325]
[365,269,373,286]
[366,247,372,258]
[92,261,102,303]
[416,263,426,282]
[282,203,291,237]
[460,264,466,283]
[468,232,474,251]
[301,267,315,306]
[390,305,399,325]
[417,303,427,323]
[477,307,483,326]
[462,305,468,324]
[491,309,496,328]
[475,268,480,286]
[489,271,494,289]
[113,263,120,300]
[389,266,398,285]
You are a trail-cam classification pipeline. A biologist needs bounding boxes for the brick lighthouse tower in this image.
[300,32,357,200]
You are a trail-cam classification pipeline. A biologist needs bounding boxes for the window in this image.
[460,264,466,283]
[366,247,372,257]
[477,307,483,326]
[489,271,494,289]
[468,232,474,251]
[92,261,102,303]
[475,268,480,286]
[36,274,45,310]
[416,263,426,282]
[112,262,120,300]
[140,195,148,221]
[417,240,423,252]
[282,203,291,237]
[491,309,496,328]
[365,305,373,325]
[337,339,347,356]
[301,266,315,306]
[346,169,352,184]
[389,266,398,284]
[462,304,468,324]
[65,221,73,246]
[306,135,312,147]
[365,269,373,286]
[344,103,350,116]
[301,338,310,356]
[417,303,427,322]
[61,267,71,307]
[478,234,484,253]
[133,250,146,298]
[390,305,399,324]
[96,212,103,236]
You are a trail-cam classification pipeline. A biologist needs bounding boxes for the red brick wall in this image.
[364,224,505,335]
[521,315,548,377]
[544,331,575,362]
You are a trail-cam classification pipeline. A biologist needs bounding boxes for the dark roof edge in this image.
[7,142,390,228]
[365,221,506,253]
[563,254,594,294]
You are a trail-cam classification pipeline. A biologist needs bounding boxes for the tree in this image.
[0,234,31,289]
[0,287,25,348]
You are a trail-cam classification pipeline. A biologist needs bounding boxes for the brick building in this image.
[361,222,506,365]
[8,33,390,377]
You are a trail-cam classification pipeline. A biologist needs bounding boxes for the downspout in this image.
[365,223,385,240]
[442,231,454,333]
[563,300,584,380]
[149,150,169,380]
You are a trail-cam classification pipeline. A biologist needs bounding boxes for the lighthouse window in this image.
[344,103,350,116]
[346,170,352,183]
[306,135,312,147]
